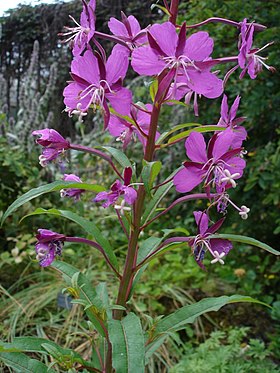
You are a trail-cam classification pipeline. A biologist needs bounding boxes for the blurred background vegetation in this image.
[0,0,279,371]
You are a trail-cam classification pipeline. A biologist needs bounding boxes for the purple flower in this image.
[238,18,275,79]
[61,0,96,56]
[63,45,132,127]
[32,129,70,167]
[131,22,223,110]
[108,104,160,149]
[108,12,147,49]
[94,167,137,213]
[35,229,66,267]
[173,129,246,194]
[60,174,85,201]
[217,94,247,148]
[189,211,233,268]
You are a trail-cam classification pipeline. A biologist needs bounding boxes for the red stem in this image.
[70,143,123,180]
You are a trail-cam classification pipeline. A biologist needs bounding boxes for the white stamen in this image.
[114,199,131,215]
[221,169,240,188]
[211,251,226,265]
[39,155,47,167]
[239,205,250,220]
[60,189,66,198]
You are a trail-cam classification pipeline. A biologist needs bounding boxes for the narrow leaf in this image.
[141,161,162,193]
[0,352,56,373]
[156,122,201,144]
[146,295,269,359]
[162,125,225,146]
[102,146,133,169]
[108,313,145,373]
[1,180,105,225]
[211,234,280,256]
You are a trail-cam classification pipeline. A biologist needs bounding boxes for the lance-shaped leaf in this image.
[102,146,133,169]
[159,125,225,147]
[0,351,56,373]
[210,234,280,256]
[0,337,95,369]
[1,180,105,225]
[51,261,107,336]
[21,208,118,270]
[145,294,269,359]
[141,160,162,194]
[108,313,145,373]
[156,122,201,145]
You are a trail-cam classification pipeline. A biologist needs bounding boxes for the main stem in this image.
[113,103,161,321]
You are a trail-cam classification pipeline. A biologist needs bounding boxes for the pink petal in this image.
[184,32,214,61]
[193,211,209,235]
[210,238,233,256]
[124,186,137,204]
[187,70,223,99]
[185,132,207,163]
[212,128,235,160]
[149,22,177,56]
[71,50,100,85]
[131,46,166,76]
[229,96,241,122]
[63,81,91,111]
[127,15,141,36]
[106,45,130,85]
[106,87,132,115]
[220,94,229,122]
[108,116,127,137]
[173,165,206,193]
[108,17,128,37]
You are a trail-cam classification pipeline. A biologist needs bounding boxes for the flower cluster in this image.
[30,1,273,270]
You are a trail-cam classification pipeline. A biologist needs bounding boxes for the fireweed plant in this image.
[0,1,279,372]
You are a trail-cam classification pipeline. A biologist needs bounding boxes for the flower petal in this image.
[184,31,213,61]
[173,164,206,193]
[185,132,207,163]
[193,211,209,235]
[149,22,177,56]
[131,46,166,76]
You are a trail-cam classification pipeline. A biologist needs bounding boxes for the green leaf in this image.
[149,79,158,102]
[51,261,107,337]
[211,234,280,256]
[108,313,145,373]
[0,351,56,373]
[1,180,105,225]
[156,295,269,333]
[21,208,118,270]
[102,146,133,169]
[156,123,201,144]
[162,125,225,146]
[146,295,269,359]
[141,161,162,193]
[137,236,163,265]
[141,181,173,224]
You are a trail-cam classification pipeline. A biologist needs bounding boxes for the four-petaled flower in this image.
[108,104,160,149]
[94,167,137,209]
[32,129,70,167]
[108,12,147,49]
[173,129,246,193]
[60,174,85,201]
[238,18,275,79]
[131,22,223,114]
[63,45,132,127]
[217,94,247,148]
[35,229,66,267]
[189,211,233,268]
[61,0,96,56]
